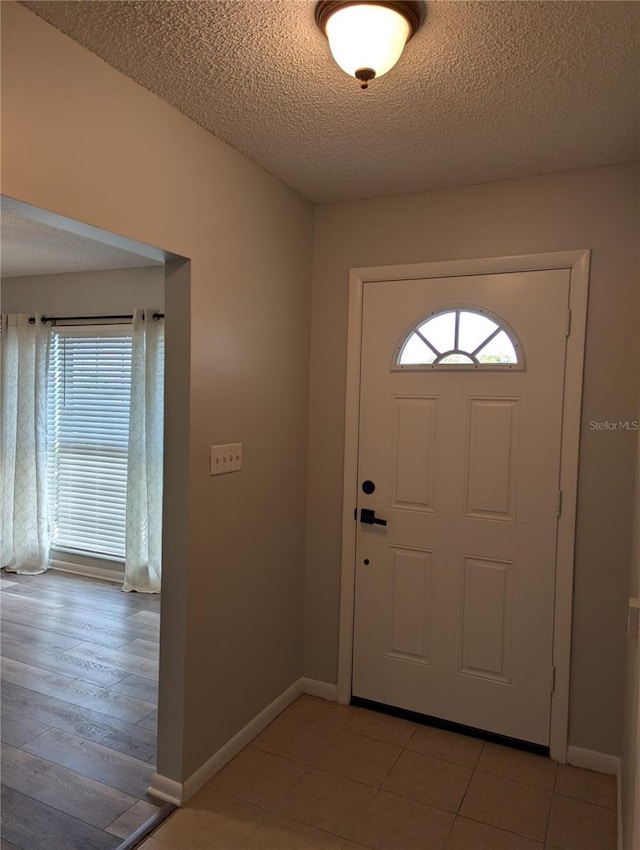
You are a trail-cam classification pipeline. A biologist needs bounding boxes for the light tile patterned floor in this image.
[139,695,617,850]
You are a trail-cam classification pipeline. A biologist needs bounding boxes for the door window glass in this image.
[397,308,521,369]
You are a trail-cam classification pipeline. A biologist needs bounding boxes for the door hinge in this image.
[550,665,556,693]
[566,310,572,336]
[557,490,562,517]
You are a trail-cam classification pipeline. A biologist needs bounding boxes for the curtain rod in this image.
[28,312,164,324]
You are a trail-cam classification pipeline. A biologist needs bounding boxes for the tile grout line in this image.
[471,765,558,793]
[158,697,614,850]
[552,789,618,811]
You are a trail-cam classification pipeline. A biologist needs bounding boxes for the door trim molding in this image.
[337,250,590,763]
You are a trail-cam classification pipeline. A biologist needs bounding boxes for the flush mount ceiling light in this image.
[315,0,422,89]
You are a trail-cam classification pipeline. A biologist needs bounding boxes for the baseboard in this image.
[565,746,623,848]
[147,774,183,806]
[150,677,340,806]
[50,560,124,584]
[301,678,338,701]
[181,678,304,802]
[567,745,621,776]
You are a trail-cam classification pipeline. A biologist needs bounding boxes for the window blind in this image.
[47,327,133,560]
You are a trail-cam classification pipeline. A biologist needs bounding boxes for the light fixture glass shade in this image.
[324,3,412,80]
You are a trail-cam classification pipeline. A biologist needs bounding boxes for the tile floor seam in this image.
[280,765,381,840]
[543,799,553,848]
[402,742,485,772]
[343,727,407,750]
[375,784,453,818]
[551,788,616,810]
[381,746,476,814]
[381,743,404,788]
[545,790,558,846]
[268,793,357,841]
[249,740,313,767]
[404,734,487,768]
[349,729,409,747]
[276,756,312,811]
[309,731,403,789]
[542,783,555,845]
[546,791,617,850]
[472,765,558,793]
[254,712,341,766]
[379,777,471,818]
[542,787,556,842]
[459,811,549,846]
[441,811,458,850]
[303,764,384,791]
[308,736,342,769]
[345,786,383,842]
[454,762,475,815]
[462,771,553,844]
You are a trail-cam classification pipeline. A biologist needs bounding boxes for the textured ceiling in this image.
[1,212,160,278]
[20,1,640,203]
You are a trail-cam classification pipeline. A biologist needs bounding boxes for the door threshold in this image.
[350,696,550,757]
[115,803,176,850]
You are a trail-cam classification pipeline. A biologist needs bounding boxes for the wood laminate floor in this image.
[0,568,161,850]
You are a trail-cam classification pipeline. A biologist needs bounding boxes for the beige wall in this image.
[1,2,314,782]
[1,266,165,315]
[306,164,639,757]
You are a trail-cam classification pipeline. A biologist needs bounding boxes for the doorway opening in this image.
[0,196,189,848]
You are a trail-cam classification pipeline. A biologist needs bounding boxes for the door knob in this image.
[360,508,387,526]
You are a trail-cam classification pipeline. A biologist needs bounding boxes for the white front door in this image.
[353,269,570,745]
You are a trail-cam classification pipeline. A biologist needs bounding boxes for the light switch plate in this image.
[227,443,242,472]
[210,443,242,475]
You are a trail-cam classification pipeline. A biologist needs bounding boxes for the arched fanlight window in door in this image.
[395,307,523,370]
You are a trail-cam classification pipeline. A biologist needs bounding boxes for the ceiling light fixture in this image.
[315,0,422,89]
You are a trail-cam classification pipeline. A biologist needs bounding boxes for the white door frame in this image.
[337,250,590,762]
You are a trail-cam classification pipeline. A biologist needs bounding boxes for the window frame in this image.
[47,323,133,563]
[392,304,525,371]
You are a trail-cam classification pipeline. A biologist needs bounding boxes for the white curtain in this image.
[123,309,164,593]
[0,314,51,574]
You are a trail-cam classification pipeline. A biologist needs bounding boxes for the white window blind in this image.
[47,327,133,560]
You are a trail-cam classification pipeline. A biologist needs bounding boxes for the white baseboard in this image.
[301,678,338,701]
[152,676,340,806]
[50,560,123,584]
[567,745,621,776]
[565,746,623,848]
[181,679,304,802]
[148,774,182,806]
